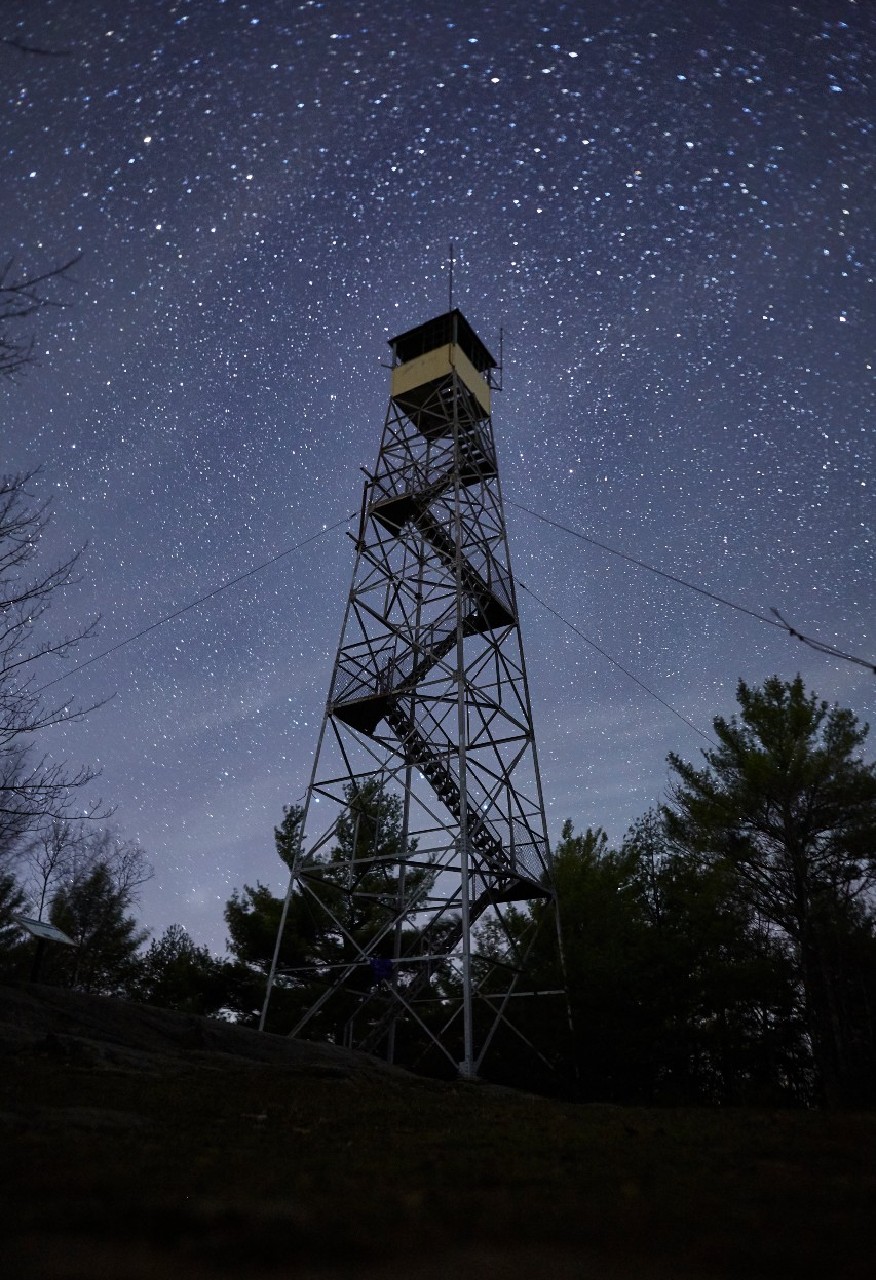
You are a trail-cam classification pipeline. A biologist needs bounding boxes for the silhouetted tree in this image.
[623,813,804,1104]
[0,472,105,860]
[665,676,876,1106]
[480,813,805,1104]
[22,819,81,921]
[0,255,78,381]
[477,822,657,1099]
[223,805,323,1024]
[226,786,425,1035]
[48,861,146,994]
[31,827,152,994]
[0,868,28,973]
[132,923,229,1016]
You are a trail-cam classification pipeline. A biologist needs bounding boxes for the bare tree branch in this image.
[0,256,80,380]
[0,471,108,855]
[2,37,72,57]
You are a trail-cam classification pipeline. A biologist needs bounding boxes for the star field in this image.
[3,0,873,951]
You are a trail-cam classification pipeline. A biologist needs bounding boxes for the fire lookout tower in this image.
[262,309,559,1079]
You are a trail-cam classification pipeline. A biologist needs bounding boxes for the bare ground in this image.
[1,982,873,1279]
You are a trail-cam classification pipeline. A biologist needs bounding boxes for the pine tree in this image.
[132,923,228,1015]
[225,785,425,1035]
[49,861,147,995]
[665,675,876,1105]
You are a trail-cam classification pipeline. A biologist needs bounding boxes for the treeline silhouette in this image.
[5,675,874,1110]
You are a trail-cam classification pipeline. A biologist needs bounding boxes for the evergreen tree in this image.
[478,822,656,1099]
[665,675,876,1105]
[306,781,417,971]
[0,868,28,976]
[223,879,320,1025]
[224,805,322,1024]
[479,813,805,1104]
[225,785,424,1035]
[623,812,804,1105]
[132,923,229,1016]
[48,860,147,994]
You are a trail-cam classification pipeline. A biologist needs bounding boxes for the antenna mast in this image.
[448,241,455,312]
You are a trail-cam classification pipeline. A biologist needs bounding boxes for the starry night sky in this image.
[3,0,873,952]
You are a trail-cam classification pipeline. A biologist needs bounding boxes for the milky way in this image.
[3,0,873,950]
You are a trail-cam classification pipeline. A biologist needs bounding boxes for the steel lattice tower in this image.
[263,309,559,1078]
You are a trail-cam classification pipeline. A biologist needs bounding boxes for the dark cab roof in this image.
[388,308,497,374]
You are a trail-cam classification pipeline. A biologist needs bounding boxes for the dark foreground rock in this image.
[0,980,398,1076]
[1,982,874,1279]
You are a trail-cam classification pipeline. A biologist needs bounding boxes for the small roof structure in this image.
[388,308,497,374]
[12,914,77,946]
